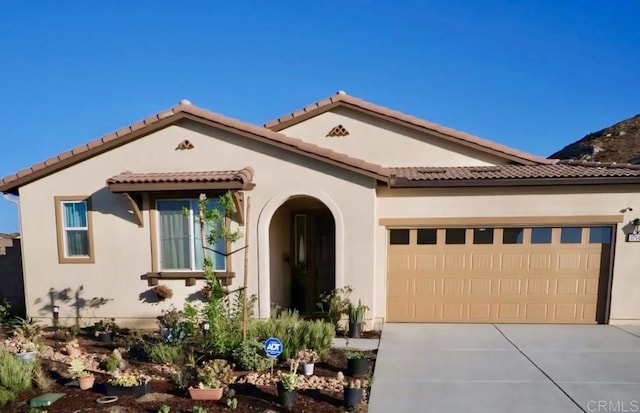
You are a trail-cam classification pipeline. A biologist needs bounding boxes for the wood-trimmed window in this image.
[54,196,95,263]
[155,198,226,271]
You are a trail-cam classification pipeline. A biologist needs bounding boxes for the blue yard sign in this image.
[264,337,283,358]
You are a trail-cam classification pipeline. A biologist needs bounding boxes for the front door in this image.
[291,209,335,315]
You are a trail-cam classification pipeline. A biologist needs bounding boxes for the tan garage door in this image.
[386,226,612,323]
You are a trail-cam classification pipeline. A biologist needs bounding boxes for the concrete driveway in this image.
[368,324,640,413]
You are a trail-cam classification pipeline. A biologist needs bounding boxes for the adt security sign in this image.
[264,337,283,358]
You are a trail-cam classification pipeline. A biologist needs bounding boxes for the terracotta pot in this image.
[78,375,95,390]
[66,346,82,358]
[302,362,314,376]
[188,386,224,401]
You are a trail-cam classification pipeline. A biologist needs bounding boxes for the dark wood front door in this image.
[291,209,335,315]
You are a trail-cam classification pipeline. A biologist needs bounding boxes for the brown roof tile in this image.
[264,91,552,166]
[390,163,640,187]
[107,167,255,185]
[0,101,389,194]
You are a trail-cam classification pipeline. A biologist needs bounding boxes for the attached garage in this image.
[385,217,618,324]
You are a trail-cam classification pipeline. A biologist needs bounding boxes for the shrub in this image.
[250,310,335,359]
[0,350,33,405]
[316,286,353,328]
[0,298,12,325]
[231,341,272,371]
[102,353,120,372]
[32,362,52,391]
[149,343,182,364]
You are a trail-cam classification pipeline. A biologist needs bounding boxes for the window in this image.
[473,228,494,244]
[446,228,466,244]
[503,228,524,244]
[531,227,552,244]
[589,226,612,244]
[417,229,437,245]
[560,227,582,244]
[389,229,410,245]
[55,196,94,263]
[157,199,226,271]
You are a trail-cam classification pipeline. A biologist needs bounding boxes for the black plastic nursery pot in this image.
[348,322,362,338]
[96,332,113,343]
[344,387,363,407]
[347,357,369,377]
[104,382,151,397]
[277,382,297,409]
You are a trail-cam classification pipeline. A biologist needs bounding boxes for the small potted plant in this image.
[153,284,173,301]
[106,371,151,396]
[338,372,363,407]
[297,349,319,376]
[15,340,38,364]
[65,338,82,358]
[94,318,117,343]
[347,299,369,338]
[68,358,95,390]
[277,359,299,409]
[188,359,234,401]
[344,350,369,377]
[157,305,184,343]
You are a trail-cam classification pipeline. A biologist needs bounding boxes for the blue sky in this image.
[1,1,639,232]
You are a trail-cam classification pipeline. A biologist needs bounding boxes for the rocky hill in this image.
[549,114,640,163]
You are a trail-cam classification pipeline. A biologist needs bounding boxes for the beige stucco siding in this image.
[375,185,640,324]
[279,107,510,167]
[18,120,377,325]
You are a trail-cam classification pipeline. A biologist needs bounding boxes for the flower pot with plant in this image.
[156,305,184,343]
[106,372,151,396]
[94,318,117,343]
[297,349,319,376]
[65,338,82,358]
[68,358,95,390]
[188,359,234,401]
[277,359,299,409]
[347,300,369,338]
[12,316,41,364]
[341,374,364,407]
[345,351,369,377]
[153,284,173,301]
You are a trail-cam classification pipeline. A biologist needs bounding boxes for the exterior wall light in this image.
[633,218,640,234]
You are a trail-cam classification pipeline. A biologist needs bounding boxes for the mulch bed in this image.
[4,329,375,413]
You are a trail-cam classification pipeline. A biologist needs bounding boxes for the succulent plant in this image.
[68,358,92,379]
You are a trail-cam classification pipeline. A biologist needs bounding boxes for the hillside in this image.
[549,114,640,163]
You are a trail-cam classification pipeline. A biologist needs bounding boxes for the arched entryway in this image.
[269,196,335,314]
[257,187,344,318]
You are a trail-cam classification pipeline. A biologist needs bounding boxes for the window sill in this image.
[145,271,235,287]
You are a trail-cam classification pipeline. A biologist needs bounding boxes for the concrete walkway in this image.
[369,324,640,413]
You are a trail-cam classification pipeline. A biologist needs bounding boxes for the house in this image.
[2,91,640,328]
[0,233,25,316]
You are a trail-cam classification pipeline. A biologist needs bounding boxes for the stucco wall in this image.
[279,106,510,167]
[18,119,377,326]
[375,185,640,324]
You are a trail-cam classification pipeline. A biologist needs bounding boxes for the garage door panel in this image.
[387,225,611,323]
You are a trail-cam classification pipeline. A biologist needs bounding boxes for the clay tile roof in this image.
[390,163,640,187]
[107,168,254,185]
[264,91,552,166]
[0,102,389,194]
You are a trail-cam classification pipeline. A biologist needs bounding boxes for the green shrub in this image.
[0,350,33,405]
[149,343,182,364]
[103,353,120,372]
[231,341,272,371]
[250,310,335,359]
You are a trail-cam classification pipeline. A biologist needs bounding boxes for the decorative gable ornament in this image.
[176,140,195,150]
[326,124,350,137]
